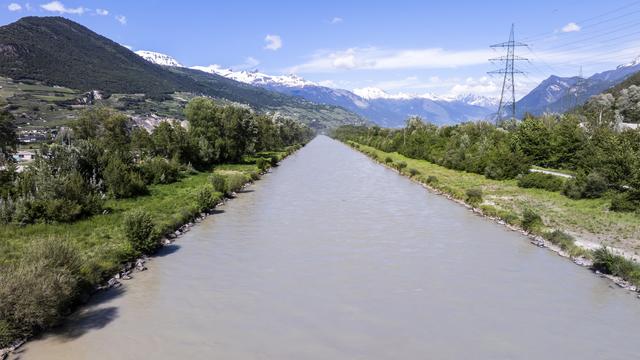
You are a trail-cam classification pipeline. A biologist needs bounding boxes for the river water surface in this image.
[17,136,640,359]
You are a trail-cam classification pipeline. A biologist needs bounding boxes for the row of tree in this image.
[333,112,640,212]
[0,97,313,224]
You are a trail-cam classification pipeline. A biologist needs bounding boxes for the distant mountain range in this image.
[515,56,640,117]
[137,51,499,127]
[0,17,366,130]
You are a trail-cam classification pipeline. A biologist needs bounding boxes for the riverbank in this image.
[345,141,640,295]
[0,145,302,355]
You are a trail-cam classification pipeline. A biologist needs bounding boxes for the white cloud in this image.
[7,3,21,11]
[317,79,338,87]
[121,44,133,50]
[25,2,32,10]
[115,14,126,25]
[40,1,86,14]
[561,22,581,33]
[95,8,108,16]
[330,17,343,24]
[264,34,282,51]
[289,47,495,73]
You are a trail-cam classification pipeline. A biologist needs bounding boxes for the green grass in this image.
[353,142,640,254]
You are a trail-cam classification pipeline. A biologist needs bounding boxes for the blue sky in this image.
[2,0,640,98]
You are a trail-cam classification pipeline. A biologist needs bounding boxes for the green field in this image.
[353,142,640,255]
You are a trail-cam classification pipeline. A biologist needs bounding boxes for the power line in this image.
[488,24,528,122]
[521,0,640,43]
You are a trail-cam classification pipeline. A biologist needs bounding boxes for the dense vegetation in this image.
[334,112,640,212]
[0,98,312,347]
[0,17,364,130]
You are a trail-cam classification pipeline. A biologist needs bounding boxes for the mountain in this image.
[515,56,640,117]
[0,16,366,130]
[187,65,498,126]
[135,50,183,67]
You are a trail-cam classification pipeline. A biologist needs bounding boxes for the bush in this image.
[140,157,180,185]
[592,247,640,286]
[255,158,269,172]
[563,172,608,200]
[0,238,82,347]
[465,188,483,205]
[396,161,407,170]
[104,158,148,199]
[543,230,575,252]
[521,208,543,232]
[196,186,219,212]
[426,175,438,184]
[123,210,157,254]
[610,191,640,212]
[562,178,583,199]
[582,172,608,199]
[517,172,564,192]
[225,173,248,194]
[209,173,227,194]
[408,168,420,177]
[384,156,393,163]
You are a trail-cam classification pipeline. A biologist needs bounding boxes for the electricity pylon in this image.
[489,24,528,123]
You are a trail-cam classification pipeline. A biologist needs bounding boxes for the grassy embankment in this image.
[0,149,293,347]
[349,142,640,288]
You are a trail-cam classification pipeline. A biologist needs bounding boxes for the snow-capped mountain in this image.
[516,55,640,117]
[190,65,315,87]
[135,50,183,67]
[136,49,497,126]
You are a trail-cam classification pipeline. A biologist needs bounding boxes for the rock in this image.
[174,230,182,236]
[107,278,121,288]
[122,274,133,280]
[162,238,172,245]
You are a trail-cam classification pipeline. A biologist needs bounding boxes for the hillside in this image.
[516,57,640,117]
[0,17,366,129]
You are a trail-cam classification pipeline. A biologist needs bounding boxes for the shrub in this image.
[209,173,227,194]
[140,157,180,185]
[543,230,575,252]
[521,208,543,232]
[225,173,248,194]
[592,247,640,286]
[384,156,393,163]
[104,158,148,198]
[465,188,483,205]
[562,178,583,199]
[123,210,157,253]
[426,175,438,184]
[0,238,82,347]
[582,172,608,199]
[408,168,420,177]
[396,161,407,170]
[255,158,269,172]
[610,191,640,213]
[562,172,608,200]
[196,186,219,212]
[517,172,564,192]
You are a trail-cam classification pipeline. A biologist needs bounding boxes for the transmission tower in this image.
[489,24,528,122]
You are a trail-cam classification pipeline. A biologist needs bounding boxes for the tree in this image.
[0,111,17,166]
[514,116,552,165]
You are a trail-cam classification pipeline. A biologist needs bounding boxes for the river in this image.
[16,136,640,359]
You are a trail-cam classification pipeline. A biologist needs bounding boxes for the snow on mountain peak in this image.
[135,50,182,67]
[190,65,316,87]
[352,87,437,100]
[617,55,640,69]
